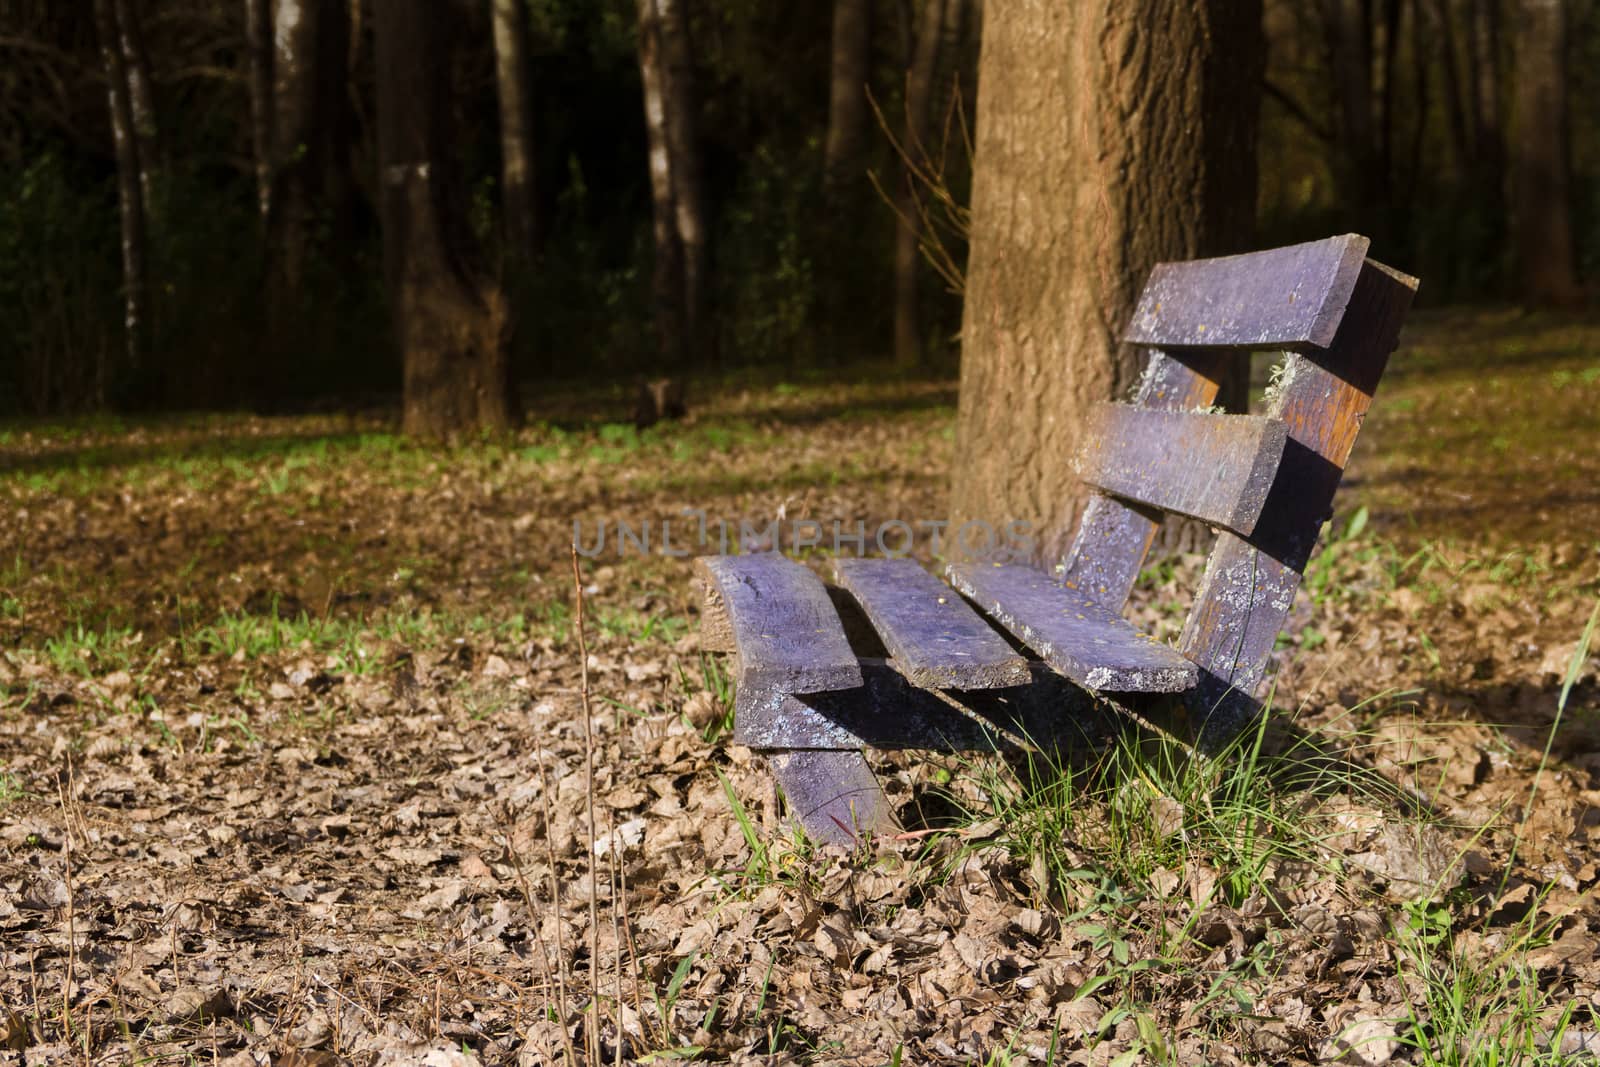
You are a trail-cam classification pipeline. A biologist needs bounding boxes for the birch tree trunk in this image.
[113,0,159,215]
[492,0,541,265]
[891,0,946,369]
[376,0,514,438]
[1512,0,1580,306]
[94,0,149,396]
[949,0,1263,565]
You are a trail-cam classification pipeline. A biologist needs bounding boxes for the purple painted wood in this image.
[945,561,1198,692]
[1061,348,1227,610]
[693,555,863,694]
[832,557,1030,689]
[1179,258,1417,741]
[734,659,1003,749]
[1076,405,1289,536]
[733,658,1102,750]
[767,749,898,847]
[1124,235,1371,351]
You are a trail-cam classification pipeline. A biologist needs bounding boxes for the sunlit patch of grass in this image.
[1392,912,1584,1067]
[43,622,142,677]
[706,768,817,899]
[0,768,26,809]
[676,654,735,742]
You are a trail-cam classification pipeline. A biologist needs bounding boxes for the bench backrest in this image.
[1065,235,1417,733]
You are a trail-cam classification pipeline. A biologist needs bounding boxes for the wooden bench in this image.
[694,236,1418,846]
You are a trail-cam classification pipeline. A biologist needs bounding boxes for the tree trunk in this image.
[492,0,542,264]
[637,0,685,365]
[113,0,159,215]
[949,0,1263,566]
[657,0,708,364]
[376,0,513,439]
[1512,0,1580,306]
[244,0,275,219]
[268,0,344,297]
[94,0,149,397]
[892,0,946,369]
[823,0,872,202]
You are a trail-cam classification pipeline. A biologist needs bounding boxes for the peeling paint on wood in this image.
[766,749,897,846]
[832,557,1030,689]
[1124,234,1371,350]
[1062,348,1227,610]
[1179,258,1418,741]
[945,562,1198,693]
[732,658,1105,750]
[1076,405,1289,536]
[693,555,862,694]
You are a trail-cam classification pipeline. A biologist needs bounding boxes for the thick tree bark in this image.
[492,0,541,264]
[892,0,946,369]
[823,0,872,202]
[949,0,1263,565]
[637,0,685,365]
[94,0,149,394]
[376,0,513,438]
[1512,0,1580,306]
[244,0,275,219]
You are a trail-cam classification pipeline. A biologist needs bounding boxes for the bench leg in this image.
[764,749,899,848]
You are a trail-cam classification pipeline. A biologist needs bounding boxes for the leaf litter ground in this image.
[2,308,1599,1065]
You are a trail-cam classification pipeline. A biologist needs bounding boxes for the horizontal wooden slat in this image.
[1123,234,1370,350]
[733,659,1106,751]
[693,555,863,694]
[832,557,1030,690]
[945,562,1197,693]
[1076,405,1289,536]
[735,659,1014,749]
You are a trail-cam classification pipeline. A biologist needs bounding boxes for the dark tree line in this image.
[0,0,1593,430]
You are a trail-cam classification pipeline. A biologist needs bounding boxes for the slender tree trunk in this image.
[823,0,872,202]
[266,0,354,297]
[376,0,513,438]
[637,0,685,365]
[94,0,149,398]
[1327,0,1381,210]
[949,0,1263,565]
[892,0,946,369]
[269,0,322,297]
[244,0,275,219]
[657,0,708,364]
[1432,0,1473,172]
[113,0,159,215]
[492,0,542,265]
[1513,0,1580,306]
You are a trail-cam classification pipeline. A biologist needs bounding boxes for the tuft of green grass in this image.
[0,769,26,808]
[1392,907,1584,1067]
[43,622,140,677]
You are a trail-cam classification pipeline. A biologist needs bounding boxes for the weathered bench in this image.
[694,235,1417,846]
